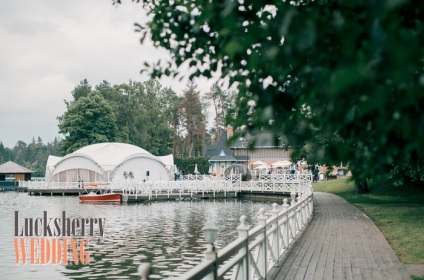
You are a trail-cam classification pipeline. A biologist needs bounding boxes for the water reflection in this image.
[0,192,284,279]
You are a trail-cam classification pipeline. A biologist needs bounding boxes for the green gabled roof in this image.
[0,161,33,174]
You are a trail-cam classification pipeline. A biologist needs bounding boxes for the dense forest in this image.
[0,78,234,177]
[0,137,61,177]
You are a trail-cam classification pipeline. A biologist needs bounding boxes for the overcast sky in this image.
[0,0,217,149]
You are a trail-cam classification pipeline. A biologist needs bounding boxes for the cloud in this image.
[0,0,218,148]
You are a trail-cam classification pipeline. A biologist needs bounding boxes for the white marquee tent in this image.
[45,142,174,183]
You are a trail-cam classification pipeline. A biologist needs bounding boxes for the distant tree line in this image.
[0,137,61,177]
[57,78,225,157]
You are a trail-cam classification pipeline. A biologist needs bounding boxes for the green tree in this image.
[113,80,179,155]
[117,0,424,191]
[0,142,13,164]
[179,81,207,158]
[58,93,118,155]
[93,80,128,142]
[68,79,92,105]
[174,157,210,175]
[204,83,236,142]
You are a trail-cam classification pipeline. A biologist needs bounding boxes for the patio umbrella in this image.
[271,160,292,168]
[194,164,199,174]
[208,165,212,174]
[254,164,269,169]
[251,160,267,166]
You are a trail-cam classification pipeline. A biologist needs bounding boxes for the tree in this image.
[68,79,92,105]
[204,83,236,141]
[0,137,60,177]
[58,93,118,155]
[179,81,207,158]
[0,142,13,164]
[116,0,424,190]
[113,80,179,155]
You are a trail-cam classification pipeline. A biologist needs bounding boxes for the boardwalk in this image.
[269,192,410,280]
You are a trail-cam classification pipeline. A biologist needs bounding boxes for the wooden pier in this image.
[23,187,296,203]
[20,174,312,203]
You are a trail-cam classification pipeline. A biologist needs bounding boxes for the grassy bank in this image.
[313,178,424,267]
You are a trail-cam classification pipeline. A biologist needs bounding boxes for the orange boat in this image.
[79,192,121,202]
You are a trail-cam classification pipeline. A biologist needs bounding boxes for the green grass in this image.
[313,178,424,265]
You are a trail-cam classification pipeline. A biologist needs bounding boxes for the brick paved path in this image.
[269,192,410,280]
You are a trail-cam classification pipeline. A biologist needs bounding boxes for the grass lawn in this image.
[313,177,424,278]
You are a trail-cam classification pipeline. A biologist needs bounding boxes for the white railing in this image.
[239,181,312,194]
[256,173,312,182]
[19,181,110,190]
[250,169,311,178]
[180,174,212,181]
[138,190,314,280]
[20,174,313,198]
[114,180,235,199]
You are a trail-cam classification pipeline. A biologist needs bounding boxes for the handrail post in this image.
[234,216,250,280]
[290,191,296,204]
[257,208,268,278]
[281,198,290,249]
[270,203,281,266]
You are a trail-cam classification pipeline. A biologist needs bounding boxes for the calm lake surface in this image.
[0,191,281,279]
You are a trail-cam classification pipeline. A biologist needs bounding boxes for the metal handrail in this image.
[138,190,313,279]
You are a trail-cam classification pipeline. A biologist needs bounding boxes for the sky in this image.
[0,0,218,149]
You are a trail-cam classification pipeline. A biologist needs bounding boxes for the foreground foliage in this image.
[115,0,424,190]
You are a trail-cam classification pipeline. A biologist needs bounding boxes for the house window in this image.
[219,150,226,156]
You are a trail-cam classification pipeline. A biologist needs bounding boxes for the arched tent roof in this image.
[45,155,62,179]
[158,154,174,166]
[45,143,174,182]
[72,142,152,171]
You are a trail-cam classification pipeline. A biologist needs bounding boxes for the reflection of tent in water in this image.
[224,164,251,181]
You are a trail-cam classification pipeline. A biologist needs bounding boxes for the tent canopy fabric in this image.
[45,142,173,183]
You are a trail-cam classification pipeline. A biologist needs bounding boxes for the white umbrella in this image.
[208,165,212,174]
[251,160,267,166]
[254,164,269,169]
[298,160,308,166]
[194,164,199,174]
[271,160,292,168]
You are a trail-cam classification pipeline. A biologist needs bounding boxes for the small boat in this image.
[79,191,121,202]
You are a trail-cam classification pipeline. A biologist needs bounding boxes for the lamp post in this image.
[203,218,218,279]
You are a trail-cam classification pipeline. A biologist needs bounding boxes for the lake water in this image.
[0,192,281,279]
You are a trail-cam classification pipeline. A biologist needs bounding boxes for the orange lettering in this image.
[30,238,40,264]
[40,238,51,264]
[14,238,27,264]
[51,238,62,264]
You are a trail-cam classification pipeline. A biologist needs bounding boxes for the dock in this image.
[20,174,312,203]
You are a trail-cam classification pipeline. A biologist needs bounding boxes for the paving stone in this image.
[269,192,411,280]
